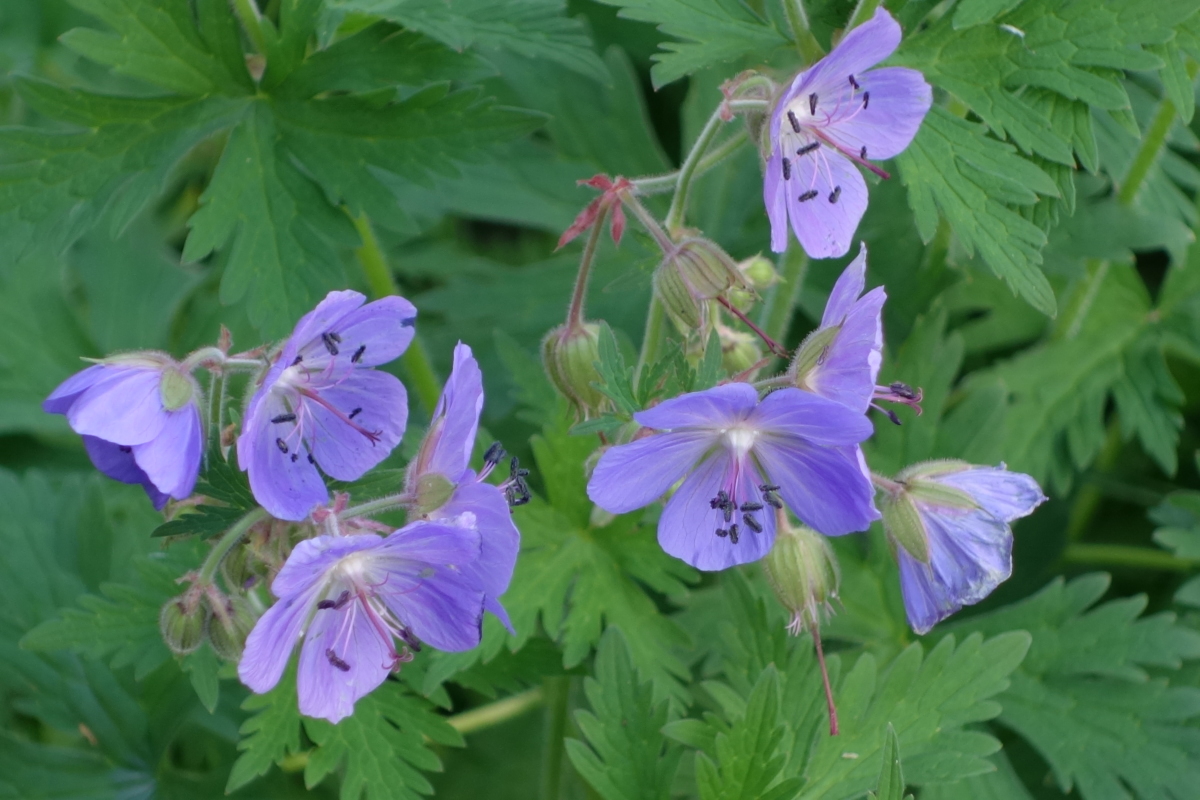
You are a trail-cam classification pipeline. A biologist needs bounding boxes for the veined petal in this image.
[329,295,418,368]
[434,478,519,630]
[821,244,868,326]
[82,435,170,510]
[286,290,367,366]
[786,148,868,259]
[587,431,716,514]
[424,343,483,482]
[821,67,932,161]
[239,394,328,521]
[239,582,322,694]
[805,287,885,413]
[67,368,169,445]
[297,600,392,724]
[657,452,776,570]
[751,388,874,446]
[935,467,1046,522]
[765,152,791,253]
[633,382,758,431]
[133,405,202,499]
[307,370,408,482]
[795,7,902,96]
[754,439,878,535]
[271,534,383,599]
[43,365,108,414]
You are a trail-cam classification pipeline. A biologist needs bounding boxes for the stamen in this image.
[860,146,867,160]
[743,513,763,533]
[317,590,351,610]
[292,354,303,366]
[275,438,289,454]
[728,524,740,544]
[764,494,783,509]
[797,142,819,156]
[848,75,859,90]
[349,407,363,419]
[271,413,297,424]
[862,92,870,109]
[321,332,340,356]
[118,445,132,453]
[782,157,791,180]
[484,442,507,466]
[760,484,780,492]
[351,345,366,364]
[715,527,729,538]
[798,190,819,202]
[809,93,818,115]
[399,628,422,652]
[298,388,382,443]
[740,502,763,512]
[325,649,351,672]
[291,453,299,462]
[307,453,316,464]
[787,110,801,133]
[890,381,920,399]
[828,186,841,204]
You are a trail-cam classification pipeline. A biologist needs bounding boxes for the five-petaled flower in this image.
[878,461,1046,634]
[238,290,416,521]
[238,525,484,723]
[588,383,879,571]
[404,343,521,630]
[44,354,203,509]
[764,8,932,258]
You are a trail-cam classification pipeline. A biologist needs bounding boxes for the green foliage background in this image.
[4,0,1200,798]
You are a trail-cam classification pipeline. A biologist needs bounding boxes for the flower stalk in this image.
[198,507,268,585]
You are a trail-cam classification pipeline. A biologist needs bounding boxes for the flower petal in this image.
[67,368,169,445]
[806,287,884,413]
[43,365,108,414]
[297,599,392,724]
[765,152,791,253]
[936,466,1046,522]
[786,147,868,259]
[271,534,383,599]
[821,244,868,327]
[424,343,483,482]
[307,370,408,482]
[329,295,418,368]
[239,393,328,521]
[133,405,202,499]
[285,290,367,366]
[751,388,874,446]
[822,67,932,162]
[796,7,902,97]
[587,430,716,514]
[434,478,520,631]
[82,435,170,509]
[754,440,878,535]
[633,382,758,431]
[239,582,322,694]
[657,452,776,570]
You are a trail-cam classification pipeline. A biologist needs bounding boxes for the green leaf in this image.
[302,681,464,800]
[952,0,1023,29]
[152,454,258,539]
[330,0,608,81]
[226,666,303,793]
[920,751,1034,800]
[182,644,221,714]
[591,0,789,87]
[952,574,1200,799]
[565,627,681,800]
[867,724,907,800]
[897,109,1059,316]
[1112,336,1184,475]
[593,321,639,416]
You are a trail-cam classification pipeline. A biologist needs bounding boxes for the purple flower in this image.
[764,8,932,258]
[238,290,416,521]
[43,356,203,509]
[880,461,1046,634]
[587,383,879,571]
[791,244,884,413]
[238,525,484,723]
[405,343,520,631]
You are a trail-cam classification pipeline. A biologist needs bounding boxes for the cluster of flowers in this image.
[45,291,520,723]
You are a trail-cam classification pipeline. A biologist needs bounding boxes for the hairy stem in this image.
[1063,543,1199,572]
[450,686,546,735]
[339,492,413,521]
[783,0,824,63]
[632,130,748,195]
[231,0,268,55]
[1118,94,1182,206]
[567,205,609,329]
[634,298,667,392]
[664,105,730,234]
[198,507,268,585]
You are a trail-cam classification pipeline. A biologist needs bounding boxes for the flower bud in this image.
[160,595,207,655]
[879,461,980,564]
[727,255,778,311]
[654,237,750,332]
[207,594,258,661]
[412,472,456,517]
[719,325,763,376]
[221,542,264,592]
[763,520,840,635]
[542,321,608,418]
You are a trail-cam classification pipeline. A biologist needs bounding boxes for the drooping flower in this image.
[764,8,932,258]
[790,244,884,413]
[238,291,416,521]
[587,383,879,571]
[43,355,203,509]
[405,343,521,630]
[238,525,484,723]
[878,461,1046,634]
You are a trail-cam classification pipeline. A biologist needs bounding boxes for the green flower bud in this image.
[763,520,840,634]
[207,594,258,661]
[221,542,264,592]
[879,461,981,564]
[542,321,608,418]
[789,325,840,391]
[160,595,207,655]
[739,255,779,292]
[719,326,762,375]
[159,368,196,411]
[654,238,749,332]
[412,472,456,517]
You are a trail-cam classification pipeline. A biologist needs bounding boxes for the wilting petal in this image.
[588,431,716,514]
[67,369,169,445]
[329,295,418,368]
[765,152,791,253]
[634,382,757,431]
[806,287,884,413]
[425,343,484,482]
[754,438,878,535]
[82,435,170,509]
[936,467,1047,522]
[239,582,322,694]
[786,148,868,259]
[751,388,874,446]
[43,365,108,414]
[822,245,868,326]
[795,7,902,97]
[240,398,328,521]
[822,67,932,162]
[307,370,408,482]
[133,405,202,499]
[658,452,776,570]
[435,478,519,630]
[297,600,392,724]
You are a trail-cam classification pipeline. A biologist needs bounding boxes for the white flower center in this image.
[724,428,758,458]
[334,551,373,587]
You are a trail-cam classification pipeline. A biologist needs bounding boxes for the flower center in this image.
[724,427,758,458]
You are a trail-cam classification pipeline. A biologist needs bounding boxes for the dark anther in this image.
[710,489,730,510]
[715,527,729,538]
[728,524,740,544]
[862,91,870,109]
[760,484,780,492]
[292,354,303,366]
[326,649,351,672]
[506,479,531,507]
[829,186,842,204]
[275,438,289,454]
[809,93,818,115]
[318,590,351,610]
[764,494,783,509]
[271,413,297,424]
[290,453,299,463]
[860,146,868,160]
[849,74,860,90]
[349,407,363,419]
[890,381,919,399]
[321,332,340,356]
[118,445,132,453]
[798,142,819,156]
[399,628,423,652]
[740,502,763,512]
[351,344,366,364]
[510,456,530,479]
[723,504,734,523]
[882,407,902,426]
[799,190,819,202]
[317,599,336,609]
[307,453,316,464]
[401,317,416,328]
[782,157,792,180]
[484,442,507,466]
[787,110,801,133]
[743,513,763,533]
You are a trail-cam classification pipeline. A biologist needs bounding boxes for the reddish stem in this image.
[717,296,790,358]
[813,628,839,736]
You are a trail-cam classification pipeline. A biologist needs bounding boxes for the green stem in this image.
[450,687,545,735]
[758,245,809,346]
[199,507,268,584]
[632,130,748,195]
[1063,543,1199,572]
[339,492,412,520]
[846,0,884,30]
[664,105,729,234]
[783,0,824,63]
[566,205,608,328]
[1117,60,1197,205]
[539,676,572,800]
[350,211,441,413]
[1065,421,1122,542]
[634,298,667,391]
[231,0,268,54]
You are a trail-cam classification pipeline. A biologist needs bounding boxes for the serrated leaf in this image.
[226,666,303,793]
[952,0,1023,29]
[566,627,680,800]
[869,725,905,800]
[182,644,221,714]
[921,751,1033,800]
